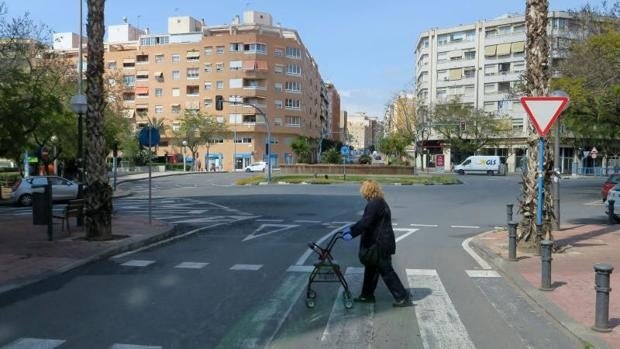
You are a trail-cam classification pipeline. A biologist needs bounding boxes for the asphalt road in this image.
[0,173,608,349]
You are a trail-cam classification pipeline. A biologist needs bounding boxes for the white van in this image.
[454,155,504,175]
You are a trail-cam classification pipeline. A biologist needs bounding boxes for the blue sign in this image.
[139,127,160,147]
[340,145,350,156]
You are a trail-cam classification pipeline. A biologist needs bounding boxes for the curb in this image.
[0,222,182,297]
[115,171,217,185]
[469,235,612,349]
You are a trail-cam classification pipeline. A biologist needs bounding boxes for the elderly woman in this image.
[342,180,412,307]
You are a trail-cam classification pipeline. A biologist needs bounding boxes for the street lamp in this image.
[70,95,87,181]
[182,140,188,172]
[50,135,58,175]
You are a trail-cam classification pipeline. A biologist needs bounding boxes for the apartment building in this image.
[55,11,338,171]
[414,11,575,172]
[347,113,380,151]
[384,92,415,135]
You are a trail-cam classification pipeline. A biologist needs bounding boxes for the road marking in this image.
[256,219,284,222]
[109,345,162,349]
[230,264,263,271]
[394,228,419,243]
[243,224,300,242]
[120,260,155,267]
[187,210,207,214]
[409,223,438,227]
[320,267,373,346]
[0,338,65,349]
[451,225,480,229]
[169,216,226,224]
[293,219,321,224]
[392,223,398,226]
[286,265,314,273]
[461,236,492,270]
[584,200,603,206]
[406,269,475,349]
[295,224,351,266]
[466,270,501,278]
[175,262,208,269]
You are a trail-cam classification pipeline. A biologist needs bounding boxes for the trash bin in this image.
[32,186,51,225]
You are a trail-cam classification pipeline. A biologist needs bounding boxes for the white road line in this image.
[295,224,351,266]
[409,223,438,227]
[406,269,476,349]
[120,260,155,267]
[466,270,501,278]
[394,228,419,243]
[242,224,299,242]
[0,338,65,349]
[230,264,263,271]
[451,225,481,229]
[109,345,162,349]
[111,223,226,259]
[175,262,208,269]
[187,210,207,214]
[584,200,603,206]
[461,236,492,270]
[286,265,314,273]
[256,219,284,222]
[293,219,321,224]
[320,267,373,346]
[392,223,398,226]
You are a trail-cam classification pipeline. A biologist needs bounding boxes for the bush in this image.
[323,148,342,164]
[166,164,190,171]
[359,154,372,164]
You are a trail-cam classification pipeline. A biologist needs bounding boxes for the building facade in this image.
[55,11,339,171]
[414,12,576,172]
[347,113,380,151]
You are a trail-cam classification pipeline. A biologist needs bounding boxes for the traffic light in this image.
[459,121,466,131]
[215,95,224,111]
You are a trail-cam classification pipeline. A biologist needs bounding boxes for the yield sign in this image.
[520,96,569,137]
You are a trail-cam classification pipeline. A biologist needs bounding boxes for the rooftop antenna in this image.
[122,16,128,24]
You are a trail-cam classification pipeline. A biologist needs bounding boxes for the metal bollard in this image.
[592,264,614,332]
[540,240,553,291]
[508,221,518,261]
[535,224,543,256]
[609,200,616,225]
[506,204,514,224]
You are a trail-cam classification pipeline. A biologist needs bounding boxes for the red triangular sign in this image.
[520,96,569,137]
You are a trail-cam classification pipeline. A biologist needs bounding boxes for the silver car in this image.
[11,176,80,206]
[604,184,620,223]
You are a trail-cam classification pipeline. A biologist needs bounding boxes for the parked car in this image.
[604,184,620,222]
[11,176,80,206]
[601,174,620,201]
[245,161,267,172]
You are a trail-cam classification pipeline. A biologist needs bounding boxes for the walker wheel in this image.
[344,299,353,309]
[307,289,316,299]
[305,298,316,308]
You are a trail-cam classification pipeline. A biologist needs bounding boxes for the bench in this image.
[53,199,84,235]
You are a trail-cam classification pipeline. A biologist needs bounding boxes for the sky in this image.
[3,0,608,118]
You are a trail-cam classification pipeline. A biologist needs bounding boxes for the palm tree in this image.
[84,0,113,239]
[520,0,554,249]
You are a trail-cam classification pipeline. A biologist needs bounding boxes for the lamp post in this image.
[551,90,569,230]
[50,135,58,175]
[182,140,188,171]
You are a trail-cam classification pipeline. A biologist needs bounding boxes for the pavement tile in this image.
[475,224,620,349]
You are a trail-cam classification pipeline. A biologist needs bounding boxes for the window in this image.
[274,83,283,92]
[275,100,283,109]
[216,80,224,90]
[136,54,148,64]
[498,82,511,93]
[107,61,117,69]
[186,85,199,96]
[123,75,135,87]
[285,99,301,109]
[229,114,242,124]
[136,71,149,80]
[286,64,301,76]
[155,105,163,114]
[210,137,224,143]
[172,88,180,97]
[171,105,181,114]
[204,81,212,91]
[154,54,164,63]
[274,117,282,126]
[274,64,284,74]
[229,78,242,88]
[204,46,213,55]
[186,51,200,62]
[284,81,301,92]
[513,62,525,73]
[122,60,135,68]
[464,51,475,60]
[243,43,267,54]
[187,68,200,79]
[437,52,448,63]
[274,48,284,56]
[498,62,511,74]
[286,47,301,59]
[234,136,252,143]
[172,70,180,80]
[438,34,448,45]
[484,83,496,94]
[204,98,213,108]
[140,35,169,46]
[485,29,497,38]
[285,115,301,127]
[463,68,475,79]
[229,60,242,71]
[204,63,212,72]
[216,116,224,123]
[242,115,256,124]
[216,63,224,72]
[513,24,525,33]
[136,107,148,117]
[136,86,149,97]
[172,122,181,131]
[216,46,224,54]
[122,92,135,101]
[171,54,180,63]
[229,95,243,104]
[498,26,511,35]
[229,43,243,52]
[155,88,163,97]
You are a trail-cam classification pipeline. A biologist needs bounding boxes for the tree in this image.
[384,91,421,170]
[377,133,411,165]
[322,148,342,164]
[172,109,230,170]
[291,136,311,163]
[519,0,552,249]
[83,0,113,240]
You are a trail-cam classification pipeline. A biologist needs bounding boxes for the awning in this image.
[136,104,148,109]
[186,51,200,58]
[207,153,222,159]
[235,153,252,159]
[243,60,255,70]
[256,60,268,70]
[122,109,135,118]
[484,45,497,56]
[136,70,149,76]
[448,50,462,58]
[448,68,462,80]
[135,86,149,94]
[496,43,511,56]
[511,41,525,53]
[170,103,181,107]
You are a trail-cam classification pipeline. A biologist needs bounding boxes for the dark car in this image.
[601,174,620,201]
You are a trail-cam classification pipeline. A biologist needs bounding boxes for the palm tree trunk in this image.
[85,0,112,239]
[520,0,554,249]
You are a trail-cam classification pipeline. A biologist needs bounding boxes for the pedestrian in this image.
[341,179,413,307]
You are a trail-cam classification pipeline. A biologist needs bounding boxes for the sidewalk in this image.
[473,224,620,349]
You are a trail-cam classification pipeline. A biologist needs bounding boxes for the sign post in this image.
[521,96,569,226]
[340,145,350,181]
[139,126,161,225]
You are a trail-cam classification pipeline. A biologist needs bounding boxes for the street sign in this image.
[340,145,350,156]
[139,127,160,147]
[520,96,569,137]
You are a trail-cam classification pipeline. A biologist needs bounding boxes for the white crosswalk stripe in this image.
[0,338,65,349]
[109,344,162,349]
[230,264,263,271]
[175,262,208,269]
[465,270,501,278]
[120,260,155,267]
[406,269,475,349]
